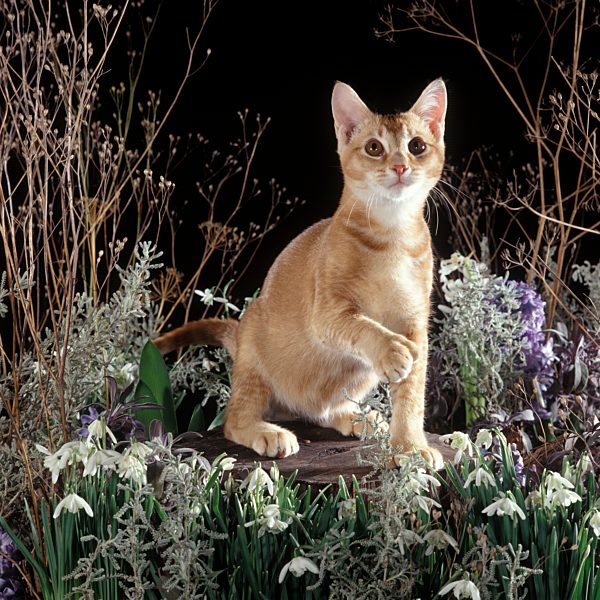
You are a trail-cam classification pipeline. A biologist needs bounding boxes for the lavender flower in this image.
[510,281,555,390]
[0,527,21,599]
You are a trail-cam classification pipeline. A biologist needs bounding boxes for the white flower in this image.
[278,556,319,583]
[195,288,215,306]
[117,442,150,486]
[525,490,543,509]
[549,488,582,508]
[36,441,90,484]
[246,503,291,537]
[439,576,481,599]
[406,467,441,493]
[423,530,458,556]
[482,493,526,520]
[544,471,575,491]
[53,493,94,519]
[578,453,593,475]
[410,494,441,515]
[86,417,117,445]
[464,465,496,489]
[107,361,137,386]
[240,466,274,496]
[211,453,236,472]
[213,295,240,313]
[82,448,122,477]
[475,429,493,450]
[589,510,600,537]
[439,432,474,464]
[395,528,424,555]
[337,498,356,519]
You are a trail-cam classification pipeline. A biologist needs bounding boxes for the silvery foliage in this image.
[0,242,163,438]
[431,253,527,414]
[168,346,232,413]
[572,260,600,329]
[63,439,223,599]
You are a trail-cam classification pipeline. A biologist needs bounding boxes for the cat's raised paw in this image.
[375,336,414,383]
[251,427,300,458]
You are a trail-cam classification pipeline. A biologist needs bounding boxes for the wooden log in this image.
[186,421,455,489]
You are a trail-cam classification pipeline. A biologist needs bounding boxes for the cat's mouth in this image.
[385,176,412,190]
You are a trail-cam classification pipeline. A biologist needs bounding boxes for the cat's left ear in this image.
[410,79,447,141]
[332,82,371,146]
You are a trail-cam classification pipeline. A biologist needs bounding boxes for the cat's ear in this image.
[332,82,371,145]
[410,79,447,141]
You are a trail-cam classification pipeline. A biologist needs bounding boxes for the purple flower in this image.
[511,282,555,390]
[0,528,21,599]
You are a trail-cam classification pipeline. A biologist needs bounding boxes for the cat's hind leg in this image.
[223,367,299,458]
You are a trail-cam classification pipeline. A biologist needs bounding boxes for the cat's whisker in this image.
[346,195,360,227]
[367,193,375,231]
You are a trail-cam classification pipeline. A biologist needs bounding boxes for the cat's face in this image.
[332,80,446,213]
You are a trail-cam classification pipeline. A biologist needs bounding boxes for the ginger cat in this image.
[156,79,447,468]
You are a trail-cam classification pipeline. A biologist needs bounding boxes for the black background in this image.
[117,0,593,299]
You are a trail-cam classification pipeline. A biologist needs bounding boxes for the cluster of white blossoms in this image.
[37,417,154,519]
[525,468,584,511]
[241,465,300,539]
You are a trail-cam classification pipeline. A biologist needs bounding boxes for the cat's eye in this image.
[408,137,427,156]
[364,138,385,157]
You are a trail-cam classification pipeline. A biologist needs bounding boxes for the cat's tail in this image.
[153,318,238,356]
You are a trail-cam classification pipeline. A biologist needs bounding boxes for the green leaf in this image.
[188,402,206,432]
[135,340,177,435]
[208,409,225,430]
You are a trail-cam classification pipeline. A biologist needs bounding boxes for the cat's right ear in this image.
[332,82,371,146]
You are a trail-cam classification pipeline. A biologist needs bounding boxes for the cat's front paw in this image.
[251,427,300,459]
[374,335,417,383]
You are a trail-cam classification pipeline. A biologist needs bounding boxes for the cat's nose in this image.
[392,164,409,176]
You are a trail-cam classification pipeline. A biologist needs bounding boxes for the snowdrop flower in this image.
[464,465,496,489]
[410,493,441,515]
[337,498,356,519]
[269,462,280,482]
[246,503,291,537]
[117,441,150,486]
[423,530,458,556]
[525,490,543,509]
[439,576,481,599]
[577,453,593,475]
[549,488,582,508]
[240,466,274,496]
[211,454,236,472]
[195,288,215,306]
[53,493,94,519]
[589,510,600,537]
[406,467,441,493]
[36,441,90,484]
[82,448,122,477]
[86,417,117,445]
[278,556,319,583]
[395,528,424,556]
[223,474,238,497]
[482,493,526,520]
[544,471,575,492]
[439,431,474,464]
[475,429,493,450]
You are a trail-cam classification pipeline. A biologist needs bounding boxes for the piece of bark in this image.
[186,421,455,489]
